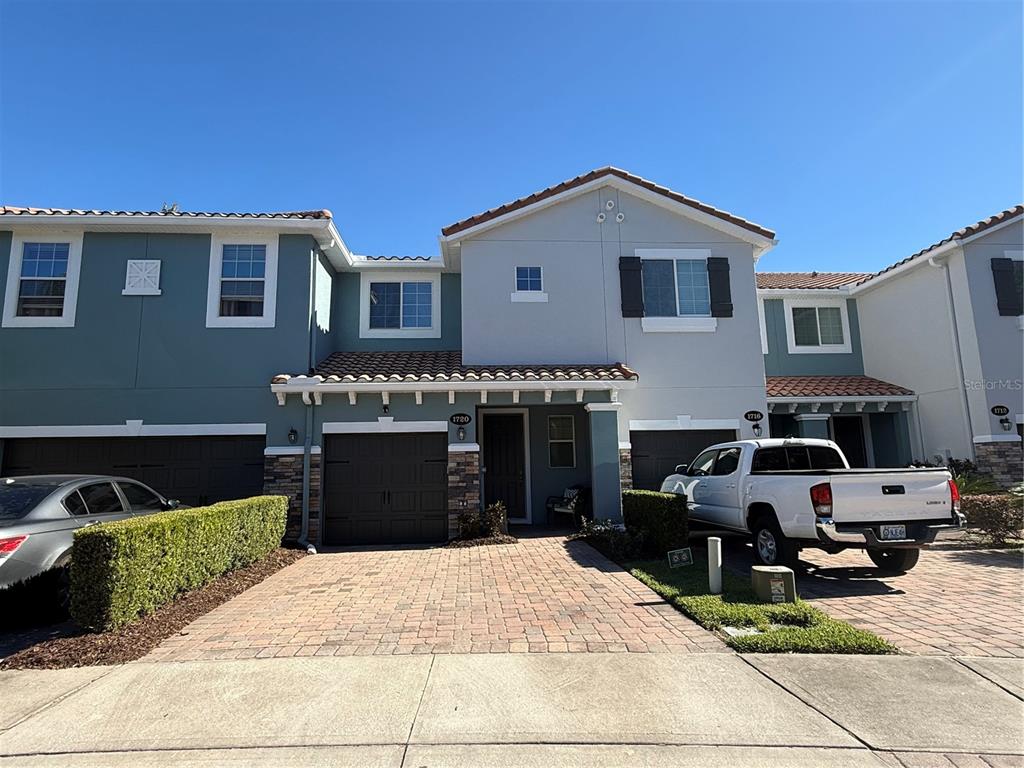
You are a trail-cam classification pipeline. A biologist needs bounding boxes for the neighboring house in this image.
[0,168,777,545]
[758,205,1023,485]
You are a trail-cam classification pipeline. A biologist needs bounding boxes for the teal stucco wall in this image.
[762,298,864,376]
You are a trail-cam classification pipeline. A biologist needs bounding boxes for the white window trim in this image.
[758,297,768,354]
[636,248,714,333]
[783,297,852,355]
[511,265,547,302]
[547,414,577,469]
[359,270,441,339]
[2,231,84,328]
[206,234,278,329]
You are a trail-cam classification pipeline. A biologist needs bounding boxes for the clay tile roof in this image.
[756,272,871,290]
[861,205,1023,287]
[440,167,775,240]
[766,375,914,399]
[272,351,638,385]
[0,206,332,220]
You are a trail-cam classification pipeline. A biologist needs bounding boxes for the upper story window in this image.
[369,281,432,329]
[992,253,1023,320]
[641,259,711,317]
[359,270,441,338]
[783,297,852,354]
[2,233,84,328]
[511,266,548,303]
[206,235,278,329]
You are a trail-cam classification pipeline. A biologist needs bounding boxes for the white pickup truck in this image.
[659,437,964,573]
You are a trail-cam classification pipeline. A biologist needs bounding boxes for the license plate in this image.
[880,524,906,541]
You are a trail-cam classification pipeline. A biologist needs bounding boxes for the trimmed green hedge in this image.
[622,489,688,555]
[70,496,287,631]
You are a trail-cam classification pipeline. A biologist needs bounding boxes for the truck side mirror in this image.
[674,464,688,475]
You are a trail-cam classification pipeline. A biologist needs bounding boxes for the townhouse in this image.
[0,168,775,546]
[757,206,1023,485]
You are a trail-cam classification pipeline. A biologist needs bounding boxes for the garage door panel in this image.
[630,429,737,491]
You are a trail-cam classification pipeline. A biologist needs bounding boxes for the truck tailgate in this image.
[829,472,952,523]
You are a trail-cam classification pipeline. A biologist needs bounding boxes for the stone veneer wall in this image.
[974,441,1023,488]
[618,448,633,491]
[264,452,322,543]
[448,449,481,539]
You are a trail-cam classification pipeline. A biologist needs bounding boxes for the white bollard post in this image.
[708,536,723,595]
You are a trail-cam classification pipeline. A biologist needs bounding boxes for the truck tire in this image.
[867,547,920,574]
[751,515,798,568]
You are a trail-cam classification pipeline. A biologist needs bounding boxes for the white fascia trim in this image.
[322,417,448,434]
[793,413,831,422]
[2,230,84,328]
[358,270,441,339]
[973,434,1023,444]
[510,291,548,303]
[439,175,775,254]
[265,445,322,456]
[0,422,266,438]
[448,442,481,452]
[351,258,445,270]
[641,317,717,333]
[768,395,916,403]
[850,240,964,297]
[584,402,623,412]
[205,233,279,328]
[628,415,741,431]
[756,288,853,299]
[272,379,637,397]
[782,297,853,355]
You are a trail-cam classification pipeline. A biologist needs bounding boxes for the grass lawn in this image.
[626,550,896,654]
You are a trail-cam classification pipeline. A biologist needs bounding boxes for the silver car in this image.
[0,475,180,594]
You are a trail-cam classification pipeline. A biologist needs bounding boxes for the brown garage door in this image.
[0,436,264,506]
[630,429,737,491]
[323,433,448,545]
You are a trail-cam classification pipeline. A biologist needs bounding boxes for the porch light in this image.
[752,422,763,437]
[1000,417,1013,432]
[287,428,298,444]
[457,426,466,441]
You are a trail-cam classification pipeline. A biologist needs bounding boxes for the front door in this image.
[832,416,868,467]
[481,412,527,520]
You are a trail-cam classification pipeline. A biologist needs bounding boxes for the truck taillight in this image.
[810,483,833,517]
[0,535,27,558]
[949,479,960,513]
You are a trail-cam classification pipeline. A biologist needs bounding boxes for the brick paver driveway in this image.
[147,534,723,661]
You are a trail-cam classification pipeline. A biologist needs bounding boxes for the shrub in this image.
[621,489,688,556]
[458,502,508,540]
[70,496,287,631]
[961,493,1024,545]
[571,518,645,561]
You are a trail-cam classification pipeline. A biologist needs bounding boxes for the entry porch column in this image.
[585,403,624,523]
[793,412,830,440]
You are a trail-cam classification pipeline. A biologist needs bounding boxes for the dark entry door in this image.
[481,413,526,519]
[322,433,448,545]
[832,416,868,467]
[629,429,737,491]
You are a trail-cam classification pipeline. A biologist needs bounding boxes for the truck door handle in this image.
[882,485,905,495]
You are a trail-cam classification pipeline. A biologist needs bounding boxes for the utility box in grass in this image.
[751,565,797,604]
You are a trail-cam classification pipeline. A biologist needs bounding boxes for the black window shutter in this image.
[991,258,1023,316]
[707,257,733,318]
[619,257,644,318]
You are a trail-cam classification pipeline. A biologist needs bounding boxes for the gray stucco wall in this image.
[762,298,864,376]
[0,230,317,428]
[458,186,769,445]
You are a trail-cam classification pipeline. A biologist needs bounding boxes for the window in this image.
[688,449,718,476]
[369,281,432,329]
[63,490,88,516]
[783,299,852,354]
[220,244,266,317]
[641,259,710,317]
[359,271,440,338]
[547,415,576,468]
[76,482,125,516]
[119,482,164,513]
[3,234,83,328]
[516,267,542,292]
[206,235,278,328]
[711,447,741,476]
[750,445,845,471]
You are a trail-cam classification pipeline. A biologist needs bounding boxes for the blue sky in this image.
[1,0,1020,271]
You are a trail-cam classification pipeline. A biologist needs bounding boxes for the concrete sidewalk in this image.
[0,654,1021,767]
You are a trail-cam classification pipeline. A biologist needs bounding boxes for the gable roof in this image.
[757,272,870,290]
[440,167,775,241]
[0,205,332,220]
[854,205,1023,290]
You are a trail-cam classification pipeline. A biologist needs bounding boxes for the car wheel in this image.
[867,547,920,574]
[751,515,798,568]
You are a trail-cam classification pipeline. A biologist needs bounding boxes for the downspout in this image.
[928,248,975,461]
[298,248,319,554]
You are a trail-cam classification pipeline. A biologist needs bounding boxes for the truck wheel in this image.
[867,547,920,574]
[751,516,798,568]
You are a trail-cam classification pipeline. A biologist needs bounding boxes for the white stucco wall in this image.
[459,184,770,443]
